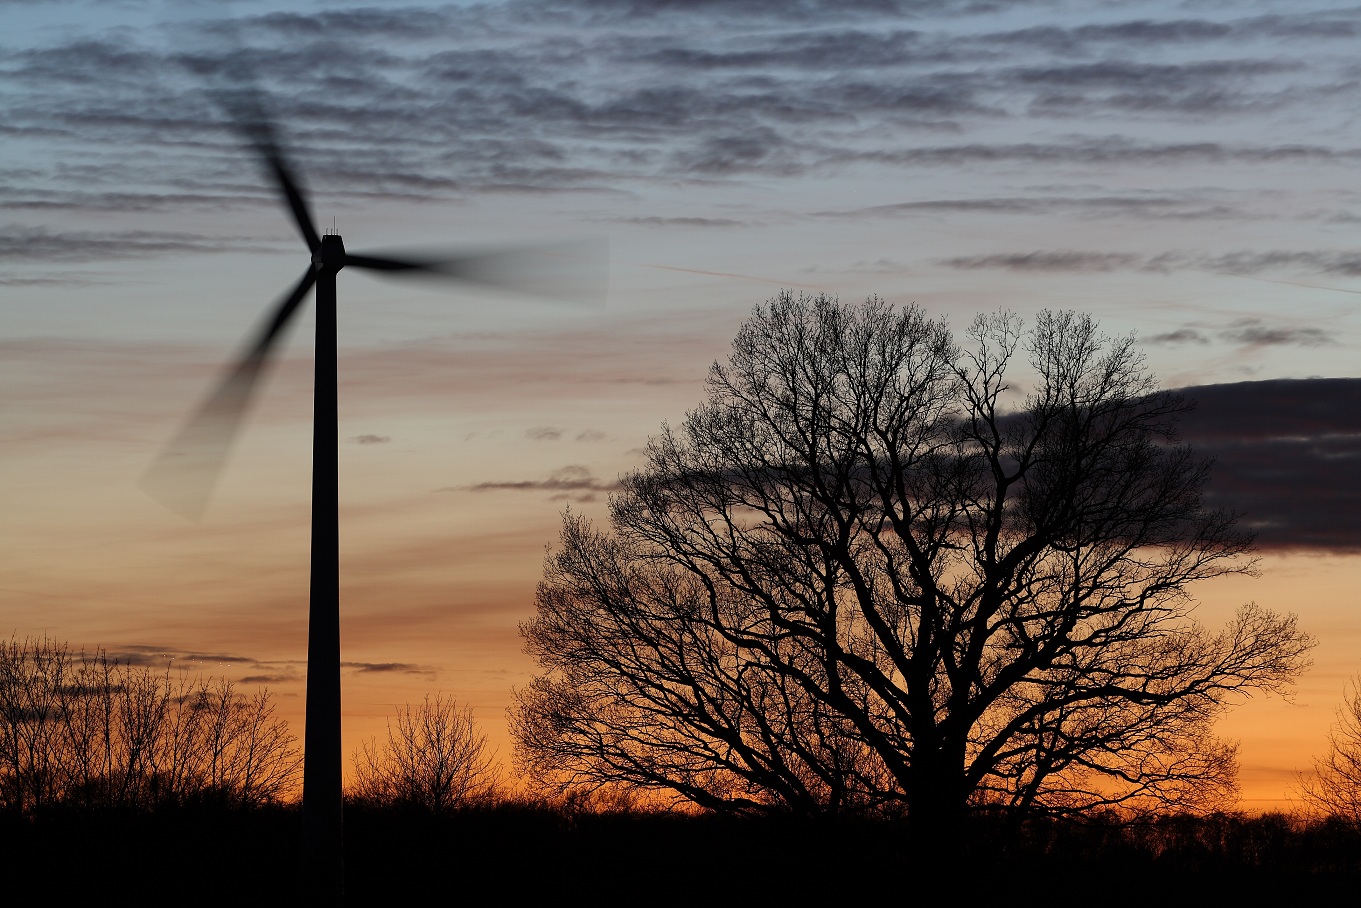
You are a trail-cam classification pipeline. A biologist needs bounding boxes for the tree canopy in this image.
[512,293,1313,825]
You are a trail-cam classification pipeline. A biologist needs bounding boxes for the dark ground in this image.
[3,803,1359,904]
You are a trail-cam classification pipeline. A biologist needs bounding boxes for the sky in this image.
[2,0,1360,810]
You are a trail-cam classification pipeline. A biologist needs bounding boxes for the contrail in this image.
[1205,270,1361,296]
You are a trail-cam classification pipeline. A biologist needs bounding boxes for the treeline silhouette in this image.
[3,796,1360,901]
[0,636,298,811]
[3,636,1361,901]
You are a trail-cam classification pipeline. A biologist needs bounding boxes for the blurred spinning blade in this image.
[141,70,608,520]
[345,236,609,307]
[141,266,318,520]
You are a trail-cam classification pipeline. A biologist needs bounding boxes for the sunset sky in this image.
[3,0,1360,810]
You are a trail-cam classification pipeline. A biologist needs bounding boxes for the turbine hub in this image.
[314,233,346,271]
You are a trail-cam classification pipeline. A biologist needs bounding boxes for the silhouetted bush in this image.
[349,693,501,813]
[1296,674,1361,824]
[0,636,299,812]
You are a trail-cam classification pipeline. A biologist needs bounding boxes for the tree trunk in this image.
[906,740,969,862]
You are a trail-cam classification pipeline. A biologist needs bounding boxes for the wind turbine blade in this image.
[141,267,318,520]
[245,265,319,359]
[261,141,322,256]
[345,237,609,307]
[213,83,322,255]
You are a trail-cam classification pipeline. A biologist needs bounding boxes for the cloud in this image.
[178,652,257,665]
[1199,251,1361,277]
[98,647,180,667]
[840,139,1361,170]
[1146,319,1335,349]
[341,660,432,675]
[941,251,1144,272]
[1145,328,1210,346]
[981,11,1361,55]
[352,434,391,445]
[552,0,1018,24]
[825,191,1258,221]
[239,673,300,685]
[1016,59,1308,118]
[99,644,260,668]
[983,19,1234,54]
[936,247,1361,279]
[70,645,309,688]
[452,382,1361,552]
[1177,378,1361,553]
[465,464,621,497]
[0,225,278,262]
[5,4,1358,216]
[526,426,563,441]
[0,274,107,286]
[1217,319,1334,348]
[619,216,747,228]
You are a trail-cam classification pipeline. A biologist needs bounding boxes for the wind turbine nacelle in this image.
[313,234,346,271]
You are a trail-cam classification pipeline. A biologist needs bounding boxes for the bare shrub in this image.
[0,636,300,811]
[1295,675,1361,823]
[350,694,500,813]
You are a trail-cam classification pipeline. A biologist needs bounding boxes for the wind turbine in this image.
[141,98,604,898]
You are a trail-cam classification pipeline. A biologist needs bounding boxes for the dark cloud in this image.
[1014,59,1296,91]
[634,28,936,71]
[228,7,460,42]
[101,645,256,667]
[1198,251,1361,277]
[937,247,1361,279]
[619,216,747,228]
[1177,378,1361,553]
[1146,328,1210,346]
[99,648,179,667]
[982,11,1361,55]
[352,434,391,445]
[941,251,1144,272]
[341,661,431,675]
[827,192,1250,221]
[984,20,1234,54]
[845,139,1361,169]
[179,652,257,664]
[526,426,564,441]
[828,197,1045,217]
[0,226,278,262]
[466,464,620,496]
[1179,378,1359,442]
[543,0,1018,23]
[3,4,1356,213]
[0,190,258,213]
[670,128,810,177]
[1012,59,1310,118]
[88,646,309,688]
[1218,318,1334,348]
[239,673,299,685]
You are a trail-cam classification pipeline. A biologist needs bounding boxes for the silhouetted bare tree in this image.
[1296,676,1361,823]
[350,694,500,813]
[512,294,1313,827]
[0,636,300,811]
